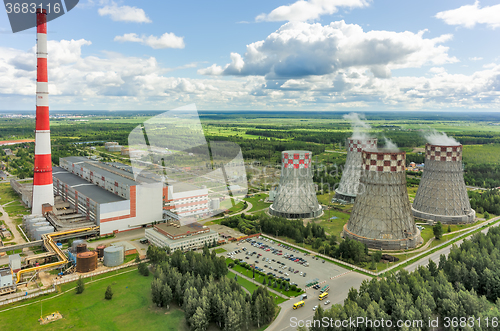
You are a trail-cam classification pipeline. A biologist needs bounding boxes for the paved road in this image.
[404,216,500,273]
[0,202,26,244]
[267,272,370,331]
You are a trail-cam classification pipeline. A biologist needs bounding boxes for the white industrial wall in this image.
[99,182,163,235]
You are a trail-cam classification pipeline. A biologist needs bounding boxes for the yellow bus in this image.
[293,301,305,309]
[319,292,329,301]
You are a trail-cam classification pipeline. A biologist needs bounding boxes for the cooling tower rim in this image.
[425,143,462,148]
[363,148,404,155]
[281,150,312,154]
[347,137,377,143]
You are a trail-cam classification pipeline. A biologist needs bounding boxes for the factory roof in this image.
[62,156,160,185]
[147,227,217,245]
[0,268,11,277]
[154,222,208,237]
[169,181,204,193]
[52,167,126,204]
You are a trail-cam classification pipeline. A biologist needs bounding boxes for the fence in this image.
[0,288,56,307]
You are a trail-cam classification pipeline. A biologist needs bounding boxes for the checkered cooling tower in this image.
[334,138,377,203]
[412,144,475,224]
[269,150,322,219]
[344,149,421,250]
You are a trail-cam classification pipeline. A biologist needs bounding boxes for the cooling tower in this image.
[344,149,421,250]
[335,138,378,203]
[269,151,322,219]
[412,144,475,224]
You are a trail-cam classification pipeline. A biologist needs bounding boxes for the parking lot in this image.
[218,236,349,290]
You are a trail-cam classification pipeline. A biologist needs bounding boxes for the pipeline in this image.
[16,226,99,283]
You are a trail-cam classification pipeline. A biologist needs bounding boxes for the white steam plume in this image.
[423,129,460,146]
[343,113,371,140]
[383,137,399,151]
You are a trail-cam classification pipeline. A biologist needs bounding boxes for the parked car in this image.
[324,300,331,305]
[313,305,318,311]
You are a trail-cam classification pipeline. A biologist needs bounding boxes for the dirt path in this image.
[0,203,26,244]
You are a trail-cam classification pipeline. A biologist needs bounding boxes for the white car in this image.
[324,300,331,305]
[300,272,303,276]
[313,305,318,311]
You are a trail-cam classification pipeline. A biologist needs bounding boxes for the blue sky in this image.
[0,0,499,111]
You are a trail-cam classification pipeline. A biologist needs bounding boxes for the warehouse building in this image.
[145,222,218,252]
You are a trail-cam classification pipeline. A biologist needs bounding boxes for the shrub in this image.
[76,277,84,294]
[105,285,113,300]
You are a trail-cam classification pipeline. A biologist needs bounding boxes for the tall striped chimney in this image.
[32,8,54,215]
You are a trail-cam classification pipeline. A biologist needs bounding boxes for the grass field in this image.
[0,268,187,331]
[462,144,500,165]
[318,210,351,238]
[244,193,271,212]
[0,183,21,205]
[214,247,227,254]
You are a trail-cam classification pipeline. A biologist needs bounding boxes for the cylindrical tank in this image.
[29,221,50,239]
[76,251,98,273]
[76,244,87,253]
[34,226,54,240]
[103,246,124,267]
[96,245,106,258]
[72,240,84,251]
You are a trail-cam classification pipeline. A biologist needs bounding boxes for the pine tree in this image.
[190,307,209,331]
[105,285,113,300]
[433,221,443,239]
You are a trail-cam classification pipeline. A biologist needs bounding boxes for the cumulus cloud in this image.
[98,3,152,23]
[435,1,500,29]
[199,21,457,79]
[114,32,185,49]
[256,0,369,22]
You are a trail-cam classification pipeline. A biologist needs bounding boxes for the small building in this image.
[145,222,218,252]
[9,254,21,273]
[209,198,220,211]
[3,149,13,156]
[0,268,14,289]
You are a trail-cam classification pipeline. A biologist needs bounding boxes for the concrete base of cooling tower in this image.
[343,224,422,250]
[412,207,476,225]
[333,191,356,204]
[269,205,323,219]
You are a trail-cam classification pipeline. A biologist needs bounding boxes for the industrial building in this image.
[164,182,209,218]
[145,222,218,252]
[53,156,163,235]
[334,138,377,203]
[269,150,322,219]
[412,144,476,224]
[344,149,421,250]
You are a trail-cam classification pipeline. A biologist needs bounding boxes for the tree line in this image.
[308,229,500,331]
[147,246,277,331]
[469,189,500,215]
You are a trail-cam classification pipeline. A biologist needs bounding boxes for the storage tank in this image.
[76,244,87,253]
[76,251,98,273]
[103,246,124,267]
[96,245,106,258]
[72,240,84,251]
[34,226,54,240]
[29,221,50,239]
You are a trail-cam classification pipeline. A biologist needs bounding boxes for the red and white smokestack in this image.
[32,8,54,214]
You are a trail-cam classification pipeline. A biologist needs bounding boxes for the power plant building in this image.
[269,151,322,219]
[54,156,163,235]
[145,222,218,252]
[344,149,421,250]
[412,144,476,224]
[335,138,377,203]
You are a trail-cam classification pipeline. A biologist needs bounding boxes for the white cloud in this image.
[256,0,369,22]
[98,3,152,23]
[199,21,457,79]
[114,32,185,49]
[469,56,483,61]
[435,1,500,29]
